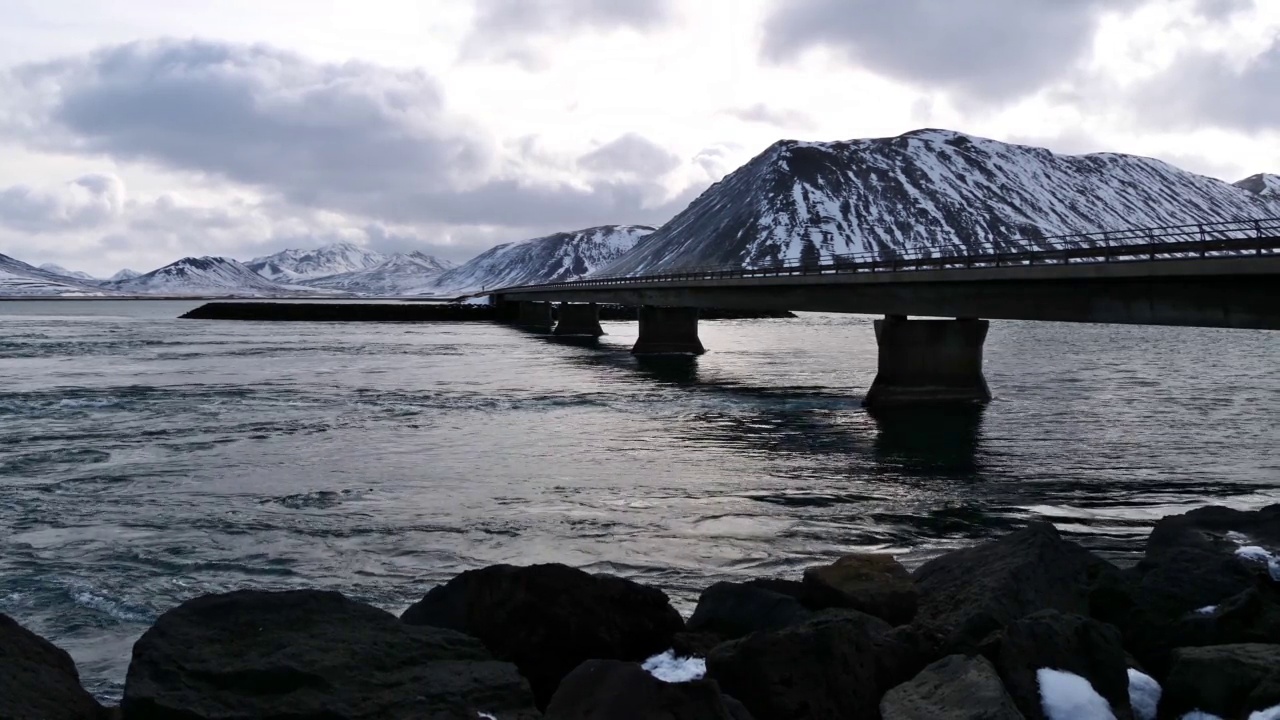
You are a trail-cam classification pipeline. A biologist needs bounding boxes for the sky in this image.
[1,0,1278,276]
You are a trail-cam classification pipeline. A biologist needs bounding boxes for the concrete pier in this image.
[631,306,705,355]
[553,303,605,337]
[863,316,991,407]
[515,301,554,331]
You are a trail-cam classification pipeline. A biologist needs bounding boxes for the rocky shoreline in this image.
[4,504,1278,719]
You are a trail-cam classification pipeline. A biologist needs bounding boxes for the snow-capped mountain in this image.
[301,251,455,295]
[108,268,142,282]
[1235,173,1280,198]
[0,253,115,296]
[597,129,1280,276]
[105,256,307,296]
[247,242,387,282]
[38,263,98,281]
[429,225,653,294]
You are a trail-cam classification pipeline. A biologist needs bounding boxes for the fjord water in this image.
[2,300,1278,700]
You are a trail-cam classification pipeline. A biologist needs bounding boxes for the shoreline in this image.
[5,503,1277,719]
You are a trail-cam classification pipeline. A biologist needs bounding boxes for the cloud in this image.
[0,39,701,239]
[760,0,1136,102]
[1191,0,1254,20]
[1131,39,1280,133]
[578,133,681,176]
[723,103,816,131]
[462,0,674,67]
[0,173,125,232]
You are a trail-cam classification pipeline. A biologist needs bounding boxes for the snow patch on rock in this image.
[642,650,706,683]
[1128,668,1161,720]
[1038,668,1117,720]
[1251,705,1280,720]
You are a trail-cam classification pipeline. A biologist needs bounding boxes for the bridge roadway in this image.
[488,217,1280,407]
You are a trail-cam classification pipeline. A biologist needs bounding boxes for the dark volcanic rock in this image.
[705,610,927,720]
[123,589,538,720]
[1125,504,1280,674]
[879,654,1023,720]
[401,563,684,708]
[802,554,918,625]
[0,612,104,720]
[1173,582,1280,649]
[1160,643,1280,719]
[912,522,1124,651]
[988,610,1132,720]
[687,581,814,639]
[544,659,751,720]
[671,631,725,658]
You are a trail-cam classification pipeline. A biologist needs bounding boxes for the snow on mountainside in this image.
[0,253,115,295]
[38,263,98,281]
[247,242,387,281]
[429,225,653,294]
[302,251,455,295]
[597,129,1280,276]
[1235,173,1280,198]
[109,268,142,282]
[106,256,307,296]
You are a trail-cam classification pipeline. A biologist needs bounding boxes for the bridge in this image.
[487,217,1280,407]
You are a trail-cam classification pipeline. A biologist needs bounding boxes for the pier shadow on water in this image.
[868,404,987,476]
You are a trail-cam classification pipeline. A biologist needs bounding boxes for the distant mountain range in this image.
[4,129,1279,297]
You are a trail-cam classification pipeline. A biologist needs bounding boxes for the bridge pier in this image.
[553,302,604,337]
[863,316,991,407]
[514,301,554,331]
[632,306,705,355]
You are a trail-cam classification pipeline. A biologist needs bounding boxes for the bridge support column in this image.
[515,301,554,331]
[864,316,991,407]
[553,302,604,337]
[632,306,705,355]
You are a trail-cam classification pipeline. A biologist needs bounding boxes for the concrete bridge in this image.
[488,217,1280,407]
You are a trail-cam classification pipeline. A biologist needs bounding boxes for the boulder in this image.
[0,613,104,720]
[706,610,927,720]
[544,659,752,720]
[803,554,918,625]
[687,582,814,639]
[879,654,1024,720]
[987,610,1133,720]
[671,632,725,658]
[912,523,1124,651]
[1125,504,1280,674]
[1159,644,1280,720]
[122,589,538,720]
[401,563,684,708]
[1173,582,1280,649]
[1246,669,1280,718]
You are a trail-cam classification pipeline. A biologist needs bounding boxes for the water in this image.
[1,299,1277,701]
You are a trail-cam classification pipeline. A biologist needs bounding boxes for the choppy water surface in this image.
[2,299,1278,700]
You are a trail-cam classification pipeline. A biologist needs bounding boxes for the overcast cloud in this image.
[0,0,1277,275]
[761,0,1138,103]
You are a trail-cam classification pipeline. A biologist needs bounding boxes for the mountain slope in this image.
[108,268,142,282]
[0,254,115,295]
[429,225,653,293]
[597,129,1280,276]
[247,242,387,282]
[1235,173,1280,198]
[38,263,98,281]
[106,256,304,296]
[302,252,455,295]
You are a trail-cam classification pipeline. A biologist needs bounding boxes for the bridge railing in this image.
[495,216,1280,292]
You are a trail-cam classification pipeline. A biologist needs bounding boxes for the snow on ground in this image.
[1229,536,1280,581]
[1252,706,1280,720]
[1195,605,1218,615]
[1181,713,1225,720]
[642,650,706,683]
[1038,668,1117,720]
[1128,669,1161,720]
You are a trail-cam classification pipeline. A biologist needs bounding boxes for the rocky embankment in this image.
[3,504,1278,719]
[179,302,795,322]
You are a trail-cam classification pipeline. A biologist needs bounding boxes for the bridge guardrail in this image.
[493,216,1280,293]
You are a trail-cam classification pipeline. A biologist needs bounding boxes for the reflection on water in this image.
[0,301,1278,702]
[870,405,986,475]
